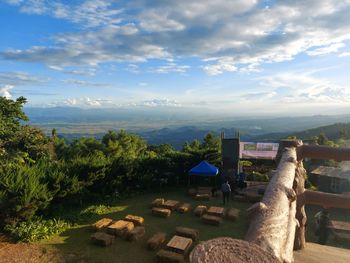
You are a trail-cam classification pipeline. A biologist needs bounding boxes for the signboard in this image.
[240,142,279,159]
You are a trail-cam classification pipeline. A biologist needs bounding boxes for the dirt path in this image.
[294,242,350,263]
[0,234,64,263]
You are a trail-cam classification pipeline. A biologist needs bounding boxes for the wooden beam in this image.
[303,190,350,209]
[245,147,298,263]
[297,145,350,161]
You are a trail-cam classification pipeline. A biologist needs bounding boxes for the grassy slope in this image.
[38,190,251,263]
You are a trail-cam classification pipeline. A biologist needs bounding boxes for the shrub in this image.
[80,204,112,215]
[4,217,70,242]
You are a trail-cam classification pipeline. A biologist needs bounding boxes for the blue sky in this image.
[1,0,350,116]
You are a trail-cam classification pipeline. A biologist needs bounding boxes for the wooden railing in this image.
[190,140,350,263]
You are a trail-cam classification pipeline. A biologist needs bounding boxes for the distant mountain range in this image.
[24,107,350,148]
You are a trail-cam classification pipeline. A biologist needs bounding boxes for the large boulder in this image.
[126,226,145,241]
[156,249,184,263]
[202,214,222,226]
[177,203,191,213]
[150,198,165,208]
[152,207,171,218]
[175,227,199,241]
[147,232,167,250]
[92,218,113,231]
[226,208,240,222]
[107,220,134,237]
[193,206,207,217]
[124,215,144,226]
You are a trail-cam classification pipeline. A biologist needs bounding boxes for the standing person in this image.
[238,170,247,190]
[315,208,331,245]
[221,180,231,205]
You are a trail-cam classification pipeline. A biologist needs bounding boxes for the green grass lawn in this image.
[38,189,251,263]
[36,189,350,263]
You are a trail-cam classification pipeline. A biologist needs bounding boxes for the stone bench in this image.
[92,218,113,231]
[193,205,207,217]
[126,226,145,241]
[156,249,184,263]
[152,207,171,218]
[226,208,240,222]
[175,227,199,241]
[147,232,167,250]
[207,206,225,218]
[107,220,134,237]
[124,215,144,226]
[177,203,191,213]
[91,232,115,246]
[151,198,165,208]
[202,214,222,226]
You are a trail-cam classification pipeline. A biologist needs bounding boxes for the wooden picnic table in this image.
[207,206,225,217]
[166,235,192,254]
[329,220,350,232]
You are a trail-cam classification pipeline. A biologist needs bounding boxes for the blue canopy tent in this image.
[188,161,219,188]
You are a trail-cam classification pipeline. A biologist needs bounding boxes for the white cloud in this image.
[2,0,350,74]
[150,63,190,74]
[0,71,48,86]
[139,98,181,107]
[307,43,345,56]
[62,97,113,107]
[0,85,13,99]
[339,52,350,57]
[62,79,109,87]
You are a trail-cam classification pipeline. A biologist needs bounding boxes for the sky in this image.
[1,0,350,116]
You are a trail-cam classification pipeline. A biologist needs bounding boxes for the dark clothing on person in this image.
[221,182,231,205]
[238,172,247,190]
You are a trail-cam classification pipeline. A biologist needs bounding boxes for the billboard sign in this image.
[240,142,279,159]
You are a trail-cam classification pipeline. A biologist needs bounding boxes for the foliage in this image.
[0,162,53,224]
[4,217,70,242]
[246,171,269,182]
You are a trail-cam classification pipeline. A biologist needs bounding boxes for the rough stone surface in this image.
[126,226,145,241]
[157,249,184,263]
[92,218,113,231]
[226,208,240,222]
[190,238,281,263]
[194,194,210,201]
[107,220,134,237]
[91,232,115,247]
[152,207,171,218]
[202,214,222,225]
[193,206,207,217]
[162,200,180,211]
[124,214,144,226]
[177,203,191,213]
[151,198,165,208]
[147,232,167,250]
[175,227,199,241]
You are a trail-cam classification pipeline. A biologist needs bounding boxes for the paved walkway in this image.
[294,242,350,263]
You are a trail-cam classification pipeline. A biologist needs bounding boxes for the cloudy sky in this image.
[1,0,350,116]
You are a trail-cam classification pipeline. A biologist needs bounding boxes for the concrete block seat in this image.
[152,207,171,218]
[147,232,167,250]
[175,227,199,241]
[193,194,210,201]
[91,232,115,246]
[193,205,207,217]
[126,226,145,241]
[156,249,184,263]
[124,214,144,226]
[107,220,134,237]
[202,214,222,226]
[177,203,191,213]
[92,218,113,231]
[226,208,240,222]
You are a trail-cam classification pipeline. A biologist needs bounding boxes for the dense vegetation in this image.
[0,97,221,237]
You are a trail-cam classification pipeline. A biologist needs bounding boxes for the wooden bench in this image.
[202,214,222,225]
[207,206,225,218]
[151,198,165,208]
[91,232,115,246]
[124,215,144,226]
[175,227,198,241]
[193,205,207,217]
[147,232,167,250]
[226,208,240,222]
[92,218,113,231]
[107,220,134,237]
[177,203,191,213]
[152,207,171,218]
[162,200,180,211]
[166,235,192,255]
[194,194,210,201]
[126,226,145,241]
[156,249,184,263]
